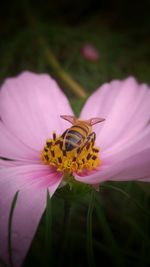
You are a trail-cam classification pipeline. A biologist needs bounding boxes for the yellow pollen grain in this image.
[41,134,101,174]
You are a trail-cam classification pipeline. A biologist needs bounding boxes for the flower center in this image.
[41,132,101,174]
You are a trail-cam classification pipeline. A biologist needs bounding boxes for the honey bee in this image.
[60,115,105,154]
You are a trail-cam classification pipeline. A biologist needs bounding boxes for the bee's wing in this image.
[87,117,105,126]
[60,115,77,125]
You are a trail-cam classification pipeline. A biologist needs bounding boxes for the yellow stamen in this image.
[41,133,101,174]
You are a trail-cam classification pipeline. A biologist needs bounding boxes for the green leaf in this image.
[101,183,150,217]
[86,189,95,267]
[45,189,52,265]
[57,199,72,266]
[8,191,19,267]
[95,193,124,267]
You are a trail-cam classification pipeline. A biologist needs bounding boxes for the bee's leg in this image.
[52,130,69,141]
[85,132,96,149]
[61,129,68,138]
[79,132,96,154]
[54,130,68,153]
[84,132,98,161]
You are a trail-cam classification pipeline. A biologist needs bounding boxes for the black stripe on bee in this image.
[71,125,88,135]
[68,130,84,139]
[65,134,81,143]
[65,131,84,144]
[82,124,89,133]
[65,142,77,152]
[64,133,81,151]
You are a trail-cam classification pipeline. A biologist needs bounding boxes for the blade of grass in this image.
[86,189,95,267]
[69,230,150,265]
[22,2,87,99]
[8,191,19,267]
[95,193,124,267]
[40,39,87,99]
[45,189,52,266]
[57,199,72,266]
[101,183,150,217]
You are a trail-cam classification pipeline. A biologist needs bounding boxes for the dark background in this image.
[0,1,150,267]
[0,0,150,91]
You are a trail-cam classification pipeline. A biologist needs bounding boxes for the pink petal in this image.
[102,125,150,162]
[74,147,150,184]
[99,83,150,150]
[102,148,150,182]
[138,177,150,182]
[0,122,39,161]
[0,159,38,168]
[0,159,20,168]
[78,77,150,185]
[80,77,150,151]
[80,79,121,135]
[0,164,62,267]
[75,118,150,184]
[0,71,74,151]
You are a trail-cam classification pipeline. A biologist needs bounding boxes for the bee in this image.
[60,115,105,154]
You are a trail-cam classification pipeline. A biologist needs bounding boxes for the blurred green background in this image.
[0,0,150,266]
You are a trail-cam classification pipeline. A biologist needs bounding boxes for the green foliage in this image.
[44,190,52,265]
[86,190,95,267]
[1,16,150,93]
[23,181,150,267]
[8,191,19,267]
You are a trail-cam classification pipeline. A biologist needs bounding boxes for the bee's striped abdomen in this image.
[63,126,87,152]
[71,124,89,136]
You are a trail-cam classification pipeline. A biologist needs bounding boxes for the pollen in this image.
[41,133,101,174]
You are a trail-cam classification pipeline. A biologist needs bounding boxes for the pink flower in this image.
[81,43,100,61]
[0,71,150,267]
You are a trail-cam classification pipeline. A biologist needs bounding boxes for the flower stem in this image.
[86,189,96,267]
[23,3,87,99]
[45,189,52,265]
[38,37,87,98]
[8,191,19,267]
[57,199,72,266]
